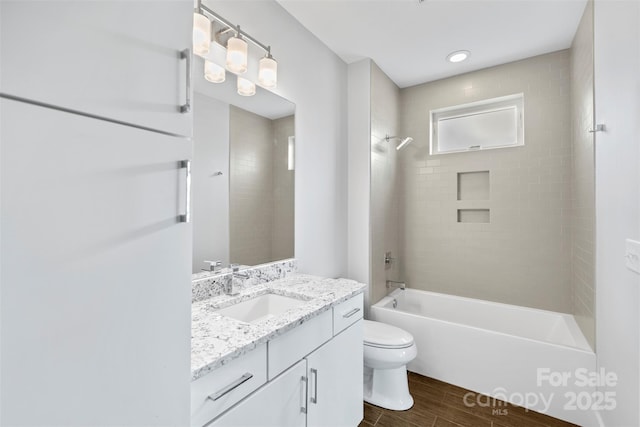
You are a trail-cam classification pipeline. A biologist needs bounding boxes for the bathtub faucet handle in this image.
[386,280,406,290]
[384,252,396,265]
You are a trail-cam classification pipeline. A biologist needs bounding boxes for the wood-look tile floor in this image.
[359,372,579,427]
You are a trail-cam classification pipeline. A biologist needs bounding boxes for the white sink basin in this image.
[215,293,306,323]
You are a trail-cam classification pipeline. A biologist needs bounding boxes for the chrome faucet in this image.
[386,280,406,290]
[224,273,240,296]
[223,264,250,296]
[230,264,250,279]
[202,260,222,272]
[223,274,239,296]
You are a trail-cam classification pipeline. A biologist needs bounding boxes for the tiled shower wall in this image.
[370,62,402,306]
[272,115,295,262]
[570,1,595,347]
[398,51,573,313]
[230,106,274,265]
[229,107,294,266]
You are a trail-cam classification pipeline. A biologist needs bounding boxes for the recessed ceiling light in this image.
[447,50,470,63]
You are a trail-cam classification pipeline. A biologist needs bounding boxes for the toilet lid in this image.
[363,320,414,349]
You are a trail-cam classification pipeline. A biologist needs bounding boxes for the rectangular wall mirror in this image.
[192,56,295,274]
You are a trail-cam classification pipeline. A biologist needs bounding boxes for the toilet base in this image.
[363,365,414,411]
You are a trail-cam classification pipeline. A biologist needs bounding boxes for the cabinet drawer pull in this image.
[310,368,318,404]
[207,372,253,401]
[179,49,191,114]
[300,376,308,414]
[343,308,361,318]
[178,160,191,223]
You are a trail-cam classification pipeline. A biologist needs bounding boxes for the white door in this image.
[0,0,192,136]
[307,320,364,427]
[0,99,192,426]
[210,360,307,427]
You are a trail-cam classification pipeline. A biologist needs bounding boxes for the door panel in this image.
[307,320,364,427]
[0,99,192,426]
[0,0,192,136]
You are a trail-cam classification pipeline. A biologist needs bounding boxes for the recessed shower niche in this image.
[457,171,490,223]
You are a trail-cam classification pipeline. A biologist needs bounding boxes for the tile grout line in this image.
[373,411,382,426]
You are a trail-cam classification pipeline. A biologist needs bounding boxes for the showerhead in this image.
[385,135,414,151]
[396,137,413,151]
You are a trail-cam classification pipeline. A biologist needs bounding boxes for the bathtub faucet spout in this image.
[386,280,406,290]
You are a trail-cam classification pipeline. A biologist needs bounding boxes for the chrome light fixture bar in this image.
[196,2,278,93]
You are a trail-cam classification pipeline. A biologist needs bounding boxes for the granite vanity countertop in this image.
[191,274,366,381]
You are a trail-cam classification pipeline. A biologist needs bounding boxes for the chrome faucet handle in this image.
[229,263,250,279]
[203,260,222,272]
[384,252,396,265]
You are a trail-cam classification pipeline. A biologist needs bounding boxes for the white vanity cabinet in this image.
[209,360,308,427]
[0,0,193,137]
[306,320,364,427]
[191,345,268,427]
[197,293,364,427]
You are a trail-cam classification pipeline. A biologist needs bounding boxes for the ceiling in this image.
[277,0,588,88]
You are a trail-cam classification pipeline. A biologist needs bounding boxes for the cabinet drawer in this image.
[208,360,307,427]
[268,310,332,380]
[333,293,364,335]
[191,345,267,427]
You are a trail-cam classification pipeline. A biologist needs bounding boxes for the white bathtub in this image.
[371,288,598,427]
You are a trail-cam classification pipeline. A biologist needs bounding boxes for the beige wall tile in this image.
[397,51,573,313]
[370,62,401,305]
[570,1,596,347]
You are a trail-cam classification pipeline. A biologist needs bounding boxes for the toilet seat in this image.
[363,320,414,349]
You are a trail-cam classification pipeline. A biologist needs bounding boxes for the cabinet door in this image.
[0,99,192,426]
[209,360,307,427]
[307,320,363,427]
[0,0,192,136]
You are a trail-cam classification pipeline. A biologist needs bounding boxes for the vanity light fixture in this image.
[258,49,278,89]
[196,5,279,94]
[237,76,256,96]
[226,29,248,74]
[204,60,225,83]
[447,50,470,63]
[192,9,211,56]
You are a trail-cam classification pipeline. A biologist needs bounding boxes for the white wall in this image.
[193,93,230,272]
[594,1,640,426]
[206,1,348,278]
[347,59,372,298]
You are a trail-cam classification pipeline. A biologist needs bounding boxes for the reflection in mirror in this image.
[192,57,295,274]
[229,106,294,266]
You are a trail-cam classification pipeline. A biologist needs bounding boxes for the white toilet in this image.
[363,319,417,410]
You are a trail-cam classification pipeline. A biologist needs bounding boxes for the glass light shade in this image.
[258,56,278,88]
[193,13,211,56]
[226,36,248,74]
[204,60,225,83]
[237,76,256,96]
